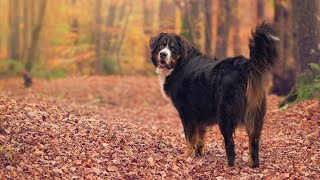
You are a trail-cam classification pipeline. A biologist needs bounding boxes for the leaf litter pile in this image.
[0,76,319,179]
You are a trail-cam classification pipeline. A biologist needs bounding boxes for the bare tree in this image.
[232,0,241,56]
[292,0,320,73]
[8,0,21,60]
[160,0,176,33]
[109,3,126,53]
[205,0,213,56]
[271,1,295,96]
[104,2,117,53]
[23,0,30,58]
[175,0,196,45]
[215,0,232,59]
[143,0,155,64]
[94,0,102,74]
[23,0,48,87]
[71,0,80,45]
[190,0,202,49]
[279,0,320,105]
[115,2,133,75]
[257,0,265,22]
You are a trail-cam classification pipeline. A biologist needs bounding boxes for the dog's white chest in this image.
[156,68,173,102]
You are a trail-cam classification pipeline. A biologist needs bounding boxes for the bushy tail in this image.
[246,23,278,111]
[249,23,278,75]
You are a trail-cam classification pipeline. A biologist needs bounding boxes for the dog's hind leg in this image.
[196,125,206,156]
[218,110,236,166]
[245,98,266,168]
[219,122,236,166]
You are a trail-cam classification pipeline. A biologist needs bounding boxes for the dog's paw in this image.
[196,145,205,156]
[227,161,235,167]
[184,146,196,158]
[249,157,260,168]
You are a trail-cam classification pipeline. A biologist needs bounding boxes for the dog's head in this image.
[149,33,191,69]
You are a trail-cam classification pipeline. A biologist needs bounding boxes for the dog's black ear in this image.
[149,33,165,67]
[176,35,192,59]
[149,33,165,52]
[149,36,156,50]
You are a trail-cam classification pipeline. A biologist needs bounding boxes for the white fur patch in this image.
[267,33,280,41]
[156,67,173,102]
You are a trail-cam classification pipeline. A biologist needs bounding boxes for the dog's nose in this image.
[160,52,167,58]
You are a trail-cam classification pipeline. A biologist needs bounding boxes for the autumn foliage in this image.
[0,77,319,178]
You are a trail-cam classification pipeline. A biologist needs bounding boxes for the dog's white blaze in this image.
[159,45,171,64]
[156,67,173,102]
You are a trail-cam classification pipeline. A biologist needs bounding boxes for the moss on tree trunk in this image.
[279,63,320,107]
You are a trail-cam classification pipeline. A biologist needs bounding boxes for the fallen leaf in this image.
[75,160,82,166]
[147,157,155,167]
[172,164,179,171]
[107,166,118,172]
[70,167,76,172]
[92,167,102,174]
[53,168,63,174]
[34,149,44,155]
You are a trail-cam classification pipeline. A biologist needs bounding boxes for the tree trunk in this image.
[104,2,117,53]
[271,1,295,96]
[279,0,320,106]
[190,0,202,49]
[232,0,241,56]
[292,0,320,74]
[8,0,20,60]
[71,0,79,45]
[143,0,154,36]
[110,4,126,53]
[215,0,232,59]
[115,2,133,75]
[257,0,265,22]
[205,0,213,56]
[23,0,30,58]
[94,0,102,74]
[175,0,195,45]
[160,0,176,34]
[143,0,154,64]
[24,0,47,87]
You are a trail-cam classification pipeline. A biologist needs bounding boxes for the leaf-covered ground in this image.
[0,76,319,179]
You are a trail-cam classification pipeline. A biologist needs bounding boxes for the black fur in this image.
[150,23,278,168]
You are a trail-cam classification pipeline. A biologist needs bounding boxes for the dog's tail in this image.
[246,23,278,110]
[248,23,278,75]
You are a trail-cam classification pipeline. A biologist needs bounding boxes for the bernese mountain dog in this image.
[149,23,278,168]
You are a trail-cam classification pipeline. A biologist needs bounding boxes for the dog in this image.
[149,23,278,168]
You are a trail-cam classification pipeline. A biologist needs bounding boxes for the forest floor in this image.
[0,76,319,179]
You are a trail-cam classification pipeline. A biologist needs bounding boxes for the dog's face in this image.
[149,33,191,69]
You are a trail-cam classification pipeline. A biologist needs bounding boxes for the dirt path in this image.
[0,76,319,179]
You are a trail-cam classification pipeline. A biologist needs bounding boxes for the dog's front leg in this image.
[182,122,198,158]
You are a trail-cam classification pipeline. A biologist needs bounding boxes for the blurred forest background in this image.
[0,0,319,99]
[1,1,320,178]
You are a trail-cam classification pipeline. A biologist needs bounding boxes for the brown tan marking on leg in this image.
[184,129,198,158]
[196,126,206,156]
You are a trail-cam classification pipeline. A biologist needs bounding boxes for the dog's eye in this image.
[171,47,176,51]
[159,44,164,49]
